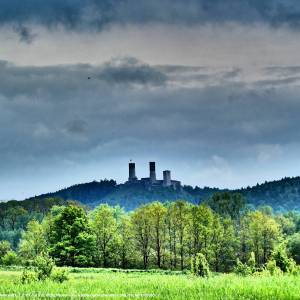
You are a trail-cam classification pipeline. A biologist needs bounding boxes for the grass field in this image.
[0,268,299,299]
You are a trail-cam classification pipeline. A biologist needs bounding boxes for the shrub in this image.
[0,241,11,259]
[248,252,256,273]
[20,268,37,284]
[234,252,257,276]
[265,259,282,276]
[34,254,54,281]
[272,246,296,273]
[51,268,69,283]
[191,253,210,277]
[1,251,19,266]
[234,259,252,276]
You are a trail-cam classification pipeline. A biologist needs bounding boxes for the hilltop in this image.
[27,176,300,211]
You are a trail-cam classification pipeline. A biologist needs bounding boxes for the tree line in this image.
[1,192,300,273]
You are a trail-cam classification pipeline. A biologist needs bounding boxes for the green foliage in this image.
[265,259,282,276]
[50,268,69,283]
[0,240,11,258]
[48,205,96,267]
[191,253,210,277]
[248,252,256,272]
[206,192,246,219]
[234,259,253,276]
[18,220,47,263]
[241,211,281,265]
[0,195,298,274]
[92,204,118,267]
[20,268,37,284]
[234,252,256,276]
[287,233,300,264]
[271,246,296,273]
[1,250,19,266]
[34,254,54,281]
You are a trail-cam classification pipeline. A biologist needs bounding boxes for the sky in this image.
[2,0,300,199]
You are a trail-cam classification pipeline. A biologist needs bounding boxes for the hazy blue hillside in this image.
[27,177,300,211]
[237,177,300,211]
[100,184,195,210]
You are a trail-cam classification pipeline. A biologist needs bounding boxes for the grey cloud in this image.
[14,25,37,44]
[97,57,167,86]
[264,66,300,76]
[0,57,166,100]
[65,119,88,136]
[254,76,300,87]
[2,58,300,198]
[2,0,300,37]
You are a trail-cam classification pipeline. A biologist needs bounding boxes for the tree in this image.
[48,205,96,267]
[131,205,152,269]
[92,204,118,267]
[148,202,167,268]
[207,192,246,220]
[6,206,27,230]
[18,220,47,262]
[287,233,300,264]
[187,204,214,261]
[211,217,237,272]
[117,214,135,269]
[241,211,281,266]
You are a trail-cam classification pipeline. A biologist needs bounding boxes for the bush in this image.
[234,259,252,276]
[20,268,37,284]
[51,268,69,283]
[272,247,296,273]
[287,233,300,264]
[191,253,210,277]
[0,241,11,258]
[234,253,257,276]
[265,259,282,276]
[1,251,19,266]
[34,254,54,281]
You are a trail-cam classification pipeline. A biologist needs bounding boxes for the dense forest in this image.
[24,176,300,211]
[0,193,300,276]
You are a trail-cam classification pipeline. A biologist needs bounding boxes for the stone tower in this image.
[149,161,156,183]
[128,162,137,181]
[163,170,171,187]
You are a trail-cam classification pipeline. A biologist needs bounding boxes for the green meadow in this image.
[0,268,299,300]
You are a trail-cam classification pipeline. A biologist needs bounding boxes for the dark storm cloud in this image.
[97,57,167,86]
[2,0,300,37]
[14,25,37,44]
[1,58,300,167]
[0,57,165,100]
[2,58,300,198]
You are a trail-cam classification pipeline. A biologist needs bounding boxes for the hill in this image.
[26,176,300,211]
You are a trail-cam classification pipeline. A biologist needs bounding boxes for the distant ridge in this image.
[27,176,300,211]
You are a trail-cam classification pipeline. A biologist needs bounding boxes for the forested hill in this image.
[26,176,300,211]
[237,177,300,211]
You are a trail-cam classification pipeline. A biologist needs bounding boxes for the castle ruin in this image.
[126,161,181,190]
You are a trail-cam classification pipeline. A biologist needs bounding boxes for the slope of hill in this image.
[28,177,300,211]
[30,179,117,206]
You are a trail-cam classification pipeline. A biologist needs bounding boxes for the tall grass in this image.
[0,268,299,299]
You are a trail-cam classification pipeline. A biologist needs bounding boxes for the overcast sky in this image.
[2,0,300,199]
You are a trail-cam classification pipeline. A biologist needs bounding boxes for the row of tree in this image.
[1,193,299,272]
